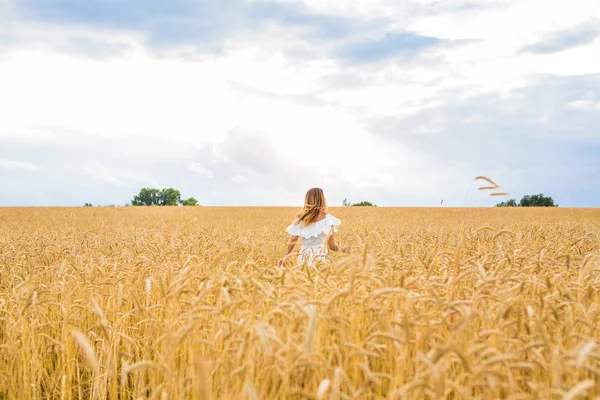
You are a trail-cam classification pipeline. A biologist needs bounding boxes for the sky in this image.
[0,0,599,207]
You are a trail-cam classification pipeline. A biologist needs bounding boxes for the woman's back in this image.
[286,213,341,265]
[278,187,350,267]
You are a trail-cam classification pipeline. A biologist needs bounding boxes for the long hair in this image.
[295,188,327,226]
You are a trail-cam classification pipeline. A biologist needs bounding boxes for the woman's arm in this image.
[278,235,299,266]
[328,233,351,253]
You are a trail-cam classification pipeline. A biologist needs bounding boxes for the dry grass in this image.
[1,206,600,399]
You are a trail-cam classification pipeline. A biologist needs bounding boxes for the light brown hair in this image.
[294,188,327,226]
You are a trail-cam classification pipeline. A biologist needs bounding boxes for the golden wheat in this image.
[0,207,599,399]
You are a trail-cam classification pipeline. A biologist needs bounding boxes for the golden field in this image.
[1,206,600,399]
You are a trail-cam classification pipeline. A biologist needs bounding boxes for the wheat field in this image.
[1,207,599,399]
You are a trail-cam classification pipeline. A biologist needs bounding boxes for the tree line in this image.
[84,188,199,207]
[83,190,558,208]
[496,193,557,207]
[131,188,198,206]
[342,199,377,207]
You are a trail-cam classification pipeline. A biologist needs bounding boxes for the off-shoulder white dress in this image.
[286,214,342,266]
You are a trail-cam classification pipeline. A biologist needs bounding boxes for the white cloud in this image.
[189,162,215,178]
[80,160,158,188]
[409,0,600,40]
[568,100,600,111]
[248,0,407,21]
[0,50,239,146]
[231,175,251,184]
[0,158,38,171]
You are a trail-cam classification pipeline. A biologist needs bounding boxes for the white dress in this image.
[286,214,342,266]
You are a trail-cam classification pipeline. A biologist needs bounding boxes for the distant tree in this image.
[130,188,201,206]
[342,198,377,207]
[519,193,557,207]
[181,197,199,206]
[496,194,557,207]
[496,198,517,207]
[132,188,161,206]
[351,201,376,207]
[158,188,181,206]
[131,188,183,206]
[83,203,93,207]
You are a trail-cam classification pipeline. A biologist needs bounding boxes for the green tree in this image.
[181,197,199,206]
[158,188,181,206]
[342,198,377,207]
[83,203,93,207]
[131,188,161,206]
[496,198,517,207]
[496,194,557,207]
[519,193,557,207]
[131,188,183,206]
[351,201,376,207]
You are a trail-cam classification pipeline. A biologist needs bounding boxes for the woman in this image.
[278,188,351,266]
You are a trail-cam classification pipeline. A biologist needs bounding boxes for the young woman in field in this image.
[278,188,351,266]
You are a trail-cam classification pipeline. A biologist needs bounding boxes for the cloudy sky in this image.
[1,0,599,207]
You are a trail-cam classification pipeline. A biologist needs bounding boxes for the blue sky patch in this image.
[337,32,442,63]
